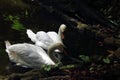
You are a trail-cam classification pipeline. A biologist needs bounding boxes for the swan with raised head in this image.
[26,24,66,50]
[5,41,63,68]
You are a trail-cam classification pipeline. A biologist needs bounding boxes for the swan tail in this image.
[26,29,37,42]
[5,40,11,49]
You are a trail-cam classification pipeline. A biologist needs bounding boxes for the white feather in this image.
[5,41,55,68]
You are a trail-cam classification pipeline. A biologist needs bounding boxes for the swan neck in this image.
[47,43,63,64]
[58,25,66,41]
[58,27,62,38]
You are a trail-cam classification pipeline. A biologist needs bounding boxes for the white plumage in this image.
[26,24,66,50]
[5,41,58,68]
[4,24,66,68]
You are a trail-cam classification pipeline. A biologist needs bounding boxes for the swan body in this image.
[5,41,63,68]
[47,32,61,44]
[26,24,66,50]
[35,31,53,50]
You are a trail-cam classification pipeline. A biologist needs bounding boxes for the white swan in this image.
[26,24,66,50]
[5,41,63,68]
[47,24,66,43]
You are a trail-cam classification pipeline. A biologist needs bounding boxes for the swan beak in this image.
[61,33,65,39]
[62,29,67,39]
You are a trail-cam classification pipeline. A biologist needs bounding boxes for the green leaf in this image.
[89,67,94,71]
[79,55,90,62]
[60,64,75,69]
[103,57,110,64]
[110,20,118,25]
[4,15,25,31]
[42,65,52,71]
[11,20,25,31]
[25,10,28,17]
[4,15,13,21]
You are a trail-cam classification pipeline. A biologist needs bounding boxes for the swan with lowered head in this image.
[5,41,63,68]
[26,24,66,50]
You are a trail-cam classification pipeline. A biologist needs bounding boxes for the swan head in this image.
[59,24,67,33]
[58,24,67,40]
[48,43,64,65]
